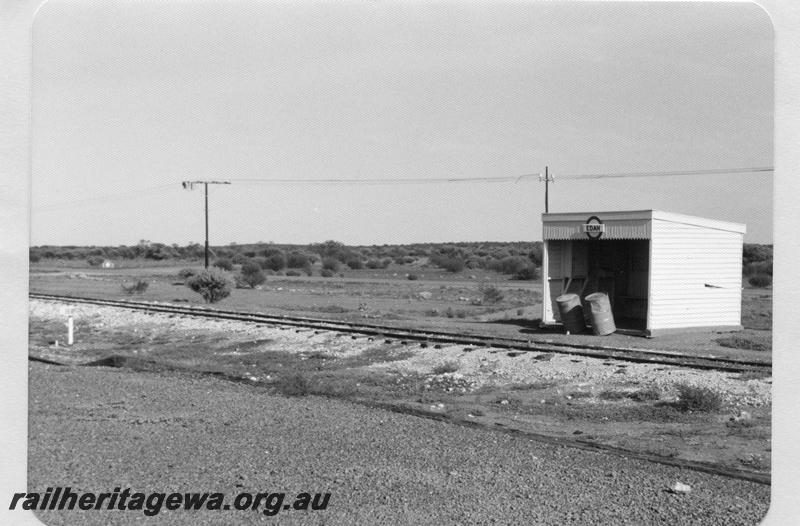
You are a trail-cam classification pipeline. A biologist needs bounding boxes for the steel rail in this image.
[29,293,770,373]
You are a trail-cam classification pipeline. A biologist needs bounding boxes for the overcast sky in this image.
[31,1,773,246]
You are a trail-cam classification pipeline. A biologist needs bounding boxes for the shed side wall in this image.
[649,219,743,329]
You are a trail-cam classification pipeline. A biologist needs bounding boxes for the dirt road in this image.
[27,362,769,525]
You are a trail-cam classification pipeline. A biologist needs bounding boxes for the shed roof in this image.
[542,210,746,234]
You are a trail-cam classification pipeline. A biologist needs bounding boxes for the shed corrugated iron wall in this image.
[648,218,743,330]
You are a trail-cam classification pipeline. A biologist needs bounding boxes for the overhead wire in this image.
[33,183,175,211]
[30,166,774,210]
[552,166,773,181]
[227,174,543,185]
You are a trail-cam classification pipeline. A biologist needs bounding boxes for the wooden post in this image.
[545,165,549,213]
[204,182,209,269]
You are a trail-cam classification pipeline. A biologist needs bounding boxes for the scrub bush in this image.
[121,279,149,294]
[287,252,310,268]
[186,268,233,303]
[322,257,340,272]
[674,383,722,412]
[264,253,287,271]
[513,267,538,280]
[212,258,233,271]
[239,260,266,288]
[481,285,504,304]
[346,258,363,269]
[748,274,772,288]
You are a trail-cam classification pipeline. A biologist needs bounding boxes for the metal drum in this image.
[584,292,616,336]
[556,293,585,334]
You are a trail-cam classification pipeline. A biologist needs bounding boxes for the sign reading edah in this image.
[582,216,605,239]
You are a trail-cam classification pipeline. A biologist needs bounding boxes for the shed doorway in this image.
[548,240,649,331]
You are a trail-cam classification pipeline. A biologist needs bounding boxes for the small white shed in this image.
[541,210,745,336]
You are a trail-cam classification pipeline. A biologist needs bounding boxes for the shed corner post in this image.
[541,239,550,326]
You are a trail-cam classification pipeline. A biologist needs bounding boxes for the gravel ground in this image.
[29,300,772,409]
[27,362,770,526]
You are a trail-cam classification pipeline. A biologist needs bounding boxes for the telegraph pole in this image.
[181,180,231,268]
[539,166,554,213]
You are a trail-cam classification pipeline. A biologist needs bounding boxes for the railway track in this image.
[29,293,770,374]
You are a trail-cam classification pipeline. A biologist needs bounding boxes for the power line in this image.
[30,166,774,210]
[228,174,543,185]
[551,166,773,181]
[32,184,175,211]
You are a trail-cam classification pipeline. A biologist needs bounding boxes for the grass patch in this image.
[507,380,557,391]
[674,383,723,413]
[274,373,310,396]
[432,361,460,375]
[121,279,149,294]
[315,305,351,314]
[627,387,662,402]
[598,390,629,401]
[715,336,769,352]
[737,370,771,381]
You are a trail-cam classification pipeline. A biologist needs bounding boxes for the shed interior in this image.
[547,239,649,331]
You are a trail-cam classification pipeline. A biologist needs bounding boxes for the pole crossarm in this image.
[182,180,231,190]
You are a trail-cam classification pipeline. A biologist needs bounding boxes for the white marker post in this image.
[67,317,74,345]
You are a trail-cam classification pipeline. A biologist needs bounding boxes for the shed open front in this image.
[544,239,649,333]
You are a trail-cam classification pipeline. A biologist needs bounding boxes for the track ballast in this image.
[29,293,770,374]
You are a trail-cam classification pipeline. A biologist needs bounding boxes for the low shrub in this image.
[86,256,104,267]
[346,258,363,270]
[29,252,41,263]
[231,253,248,265]
[366,259,384,269]
[264,253,287,272]
[212,258,233,271]
[322,257,340,272]
[186,268,233,303]
[178,268,196,279]
[674,383,723,412]
[285,270,301,277]
[239,260,266,288]
[407,273,419,280]
[743,261,772,276]
[512,265,538,281]
[320,269,335,278]
[481,285,504,304]
[121,279,149,294]
[287,252,310,268]
[748,274,772,288]
[434,256,465,273]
